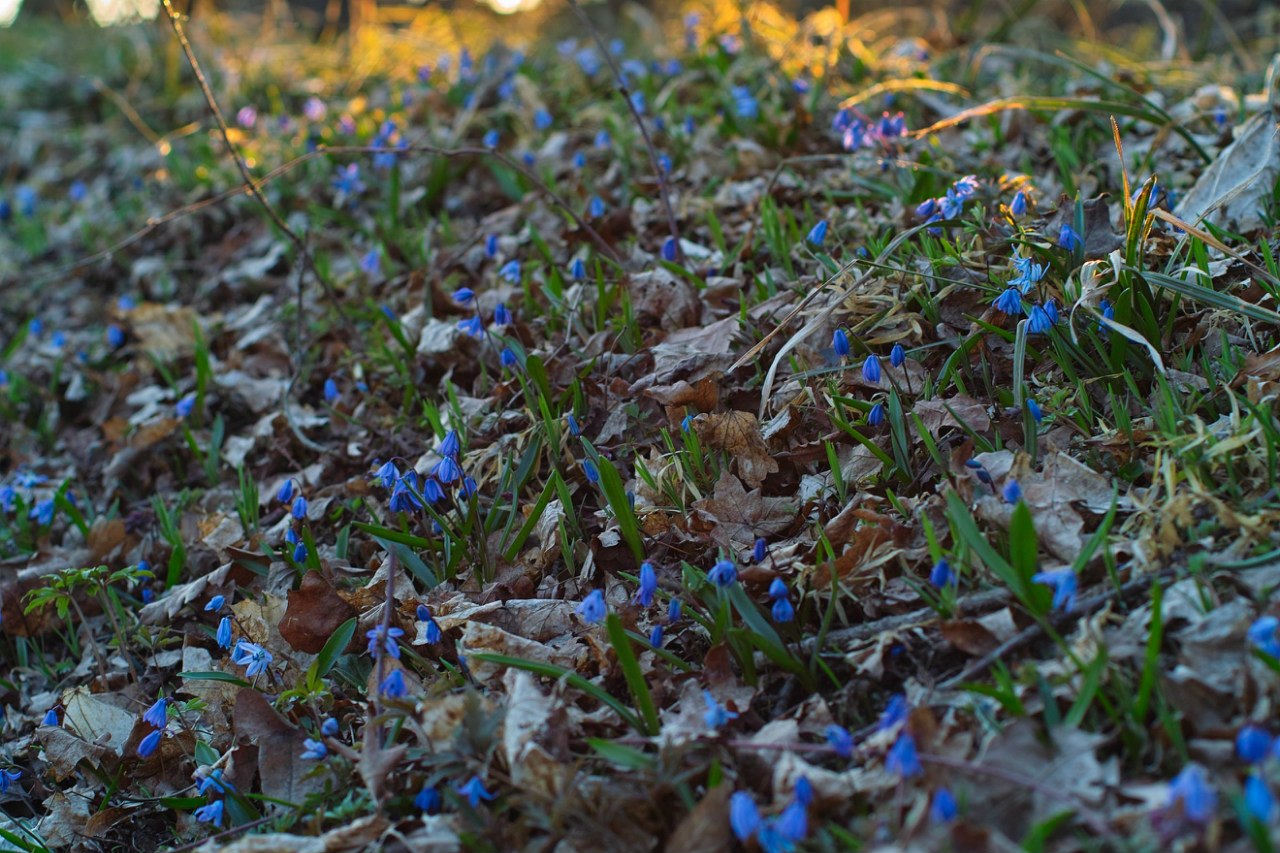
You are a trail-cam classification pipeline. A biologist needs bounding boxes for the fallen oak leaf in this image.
[692,411,779,488]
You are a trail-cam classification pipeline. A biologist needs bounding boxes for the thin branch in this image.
[565,0,682,260]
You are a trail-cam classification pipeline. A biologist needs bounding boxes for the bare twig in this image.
[565,0,682,260]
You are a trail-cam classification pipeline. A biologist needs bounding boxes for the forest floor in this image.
[3,2,1280,851]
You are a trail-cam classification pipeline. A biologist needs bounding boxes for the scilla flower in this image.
[862,355,882,384]
[708,559,737,587]
[577,589,606,623]
[832,328,850,358]
[703,691,738,729]
[806,220,828,246]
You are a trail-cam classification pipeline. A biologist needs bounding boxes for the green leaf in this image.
[605,613,659,735]
[468,652,645,733]
[1008,500,1050,614]
[309,617,357,682]
[588,738,656,770]
[178,671,251,688]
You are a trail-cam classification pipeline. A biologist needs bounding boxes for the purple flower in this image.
[577,589,606,624]
[236,106,257,128]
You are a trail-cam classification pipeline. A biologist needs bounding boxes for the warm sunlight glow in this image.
[85,0,158,26]
[481,0,544,15]
[0,0,20,28]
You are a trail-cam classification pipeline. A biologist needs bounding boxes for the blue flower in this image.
[572,151,586,169]
[794,777,814,808]
[580,459,600,484]
[1024,303,1054,333]
[374,461,398,489]
[416,786,442,813]
[483,129,500,149]
[588,196,605,218]
[291,496,309,521]
[637,562,657,607]
[500,348,518,369]
[499,260,521,283]
[323,378,339,403]
[433,456,464,484]
[594,130,611,149]
[231,639,273,677]
[753,538,768,563]
[770,591,795,623]
[729,791,761,841]
[681,414,693,432]
[929,558,953,588]
[1166,764,1215,823]
[1250,616,1280,657]
[194,800,225,827]
[42,708,59,726]
[806,220,828,247]
[107,325,125,348]
[832,329,850,358]
[361,248,382,276]
[1010,190,1027,216]
[216,616,232,649]
[425,618,442,644]
[702,690,738,730]
[176,393,197,418]
[862,355,882,384]
[661,236,677,262]
[1002,479,1022,504]
[1058,224,1081,251]
[577,589,606,624]
[457,316,484,337]
[301,738,327,760]
[332,163,365,195]
[931,788,958,823]
[867,403,885,426]
[380,669,407,698]
[321,717,339,737]
[649,625,664,647]
[276,479,295,503]
[915,198,938,218]
[0,770,21,795]
[457,775,496,807]
[825,724,853,758]
[453,287,475,304]
[952,175,979,198]
[493,303,513,326]
[708,559,737,587]
[886,732,922,778]
[137,729,162,758]
[439,430,460,459]
[890,344,905,367]
[731,86,758,120]
[1026,398,1043,423]
[879,694,908,730]
[292,542,308,563]
[668,598,682,622]
[1032,568,1078,612]
[143,697,169,728]
[658,153,672,173]
[774,801,807,842]
[939,188,964,219]
[205,595,225,612]
[566,414,582,436]
[1238,726,1273,763]
[1245,774,1274,822]
[994,287,1023,316]
[366,625,405,659]
[534,109,552,131]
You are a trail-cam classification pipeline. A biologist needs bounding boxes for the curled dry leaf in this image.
[691,471,793,553]
[692,411,779,488]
